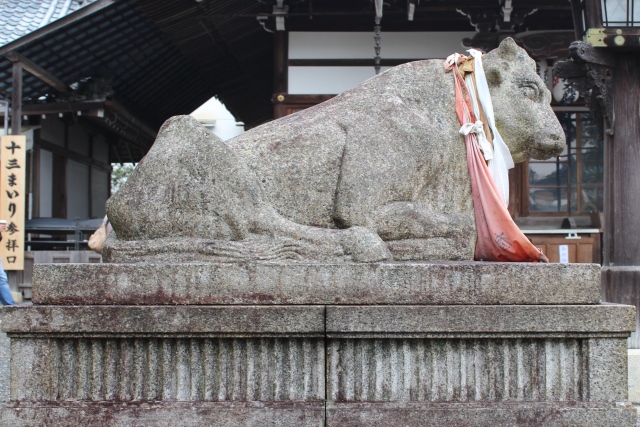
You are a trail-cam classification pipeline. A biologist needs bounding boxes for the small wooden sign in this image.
[0,135,26,270]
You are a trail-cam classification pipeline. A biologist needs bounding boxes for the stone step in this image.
[32,261,601,305]
[2,304,634,336]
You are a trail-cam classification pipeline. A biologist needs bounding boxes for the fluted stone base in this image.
[1,402,325,427]
[1,262,636,426]
[1,402,635,427]
[326,402,637,426]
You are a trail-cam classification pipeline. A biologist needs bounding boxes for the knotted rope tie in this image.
[459,120,485,136]
[459,120,494,162]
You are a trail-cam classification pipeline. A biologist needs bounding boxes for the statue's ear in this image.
[485,66,503,87]
[497,37,519,59]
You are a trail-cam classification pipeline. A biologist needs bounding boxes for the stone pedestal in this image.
[1,262,636,426]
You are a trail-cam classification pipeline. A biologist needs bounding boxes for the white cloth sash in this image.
[464,75,494,162]
[467,49,514,207]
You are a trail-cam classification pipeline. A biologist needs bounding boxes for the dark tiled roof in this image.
[0,0,275,134]
[0,0,97,46]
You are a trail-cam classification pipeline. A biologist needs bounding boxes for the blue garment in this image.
[0,258,15,306]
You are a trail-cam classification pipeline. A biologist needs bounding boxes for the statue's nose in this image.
[545,128,566,155]
[541,112,566,153]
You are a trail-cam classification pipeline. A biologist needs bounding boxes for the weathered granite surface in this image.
[31,261,601,305]
[2,258,636,427]
[8,260,633,425]
[105,38,564,263]
[326,338,628,402]
[2,304,634,336]
[326,304,635,336]
[2,306,324,336]
[325,402,637,426]
[1,402,325,427]
[2,402,634,427]
[1,303,635,426]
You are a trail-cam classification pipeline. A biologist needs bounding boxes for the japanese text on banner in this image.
[0,135,26,270]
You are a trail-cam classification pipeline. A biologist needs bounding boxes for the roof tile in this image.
[0,0,97,46]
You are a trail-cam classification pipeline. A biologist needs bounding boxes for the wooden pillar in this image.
[602,52,640,348]
[273,31,288,119]
[11,61,22,135]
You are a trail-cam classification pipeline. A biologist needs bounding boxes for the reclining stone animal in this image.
[105,38,564,263]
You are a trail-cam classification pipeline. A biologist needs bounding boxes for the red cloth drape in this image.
[446,56,548,263]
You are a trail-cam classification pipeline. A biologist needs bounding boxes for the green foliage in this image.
[111,163,136,194]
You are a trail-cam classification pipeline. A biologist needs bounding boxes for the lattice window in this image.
[526,112,603,215]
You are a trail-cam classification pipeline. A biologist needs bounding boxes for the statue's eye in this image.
[521,83,541,100]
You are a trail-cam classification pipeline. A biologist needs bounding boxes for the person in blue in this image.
[0,221,15,306]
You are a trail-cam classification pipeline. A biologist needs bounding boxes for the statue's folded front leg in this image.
[261,209,391,263]
[369,202,476,261]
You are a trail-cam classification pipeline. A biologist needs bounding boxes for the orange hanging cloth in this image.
[445,54,548,263]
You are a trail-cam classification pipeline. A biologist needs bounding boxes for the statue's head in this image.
[483,38,565,163]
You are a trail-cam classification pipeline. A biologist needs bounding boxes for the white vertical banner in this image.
[0,135,26,270]
[558,245,569,264]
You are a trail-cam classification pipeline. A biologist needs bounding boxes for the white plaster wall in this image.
[66,160,89,219]
[210,120,245,141]
[91,167,109,218]
[38,149,53,218]
[288,31,475,95]
[289,66,390,95]
[289,31,476,59]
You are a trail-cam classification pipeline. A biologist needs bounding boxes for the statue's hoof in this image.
[340,226,391,262]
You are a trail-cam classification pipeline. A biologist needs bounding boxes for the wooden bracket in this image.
[554,41,615,136]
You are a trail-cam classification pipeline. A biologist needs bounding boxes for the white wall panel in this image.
[289,66,390,95]
[288,32,476,94]
[289,32,476,59]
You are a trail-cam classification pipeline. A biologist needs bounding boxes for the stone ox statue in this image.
[105,38,564,263]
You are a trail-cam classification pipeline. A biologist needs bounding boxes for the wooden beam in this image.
[104,100,157,141]
[4,51,69,93]
[584,0,603,29]
[274,32,288,94]
[124,138,134,164]
[21,101,105,115]
[32,143,40,218]
[570,0,584,40]
[552,106,590,113]
[11,62,22,135]
[272,94,335,104]
[37,138,111,172]
[111,142,123,165]
[289,59,422,67]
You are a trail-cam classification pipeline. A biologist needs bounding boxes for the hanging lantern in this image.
[572,0,640,47]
